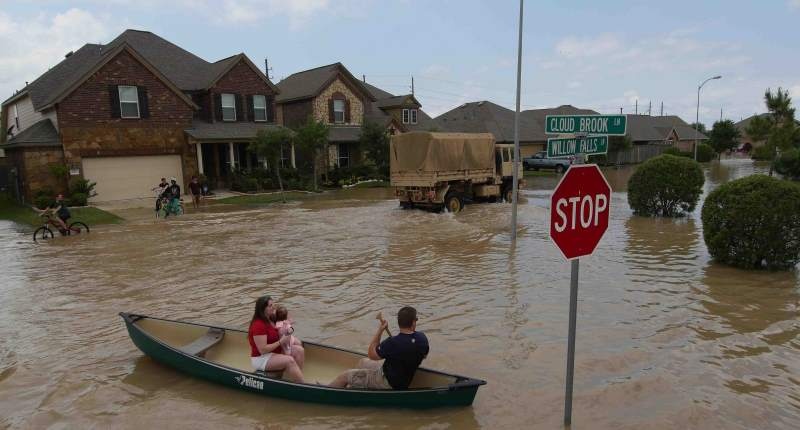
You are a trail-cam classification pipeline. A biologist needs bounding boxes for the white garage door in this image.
[82,155,184,203]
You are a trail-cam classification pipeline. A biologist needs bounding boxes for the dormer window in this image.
[410,109,418,124]
[403,108,418,124]
[333,99,345,123]
[253,95,267,122]
[118,86,140,118]
[221,93,236,121]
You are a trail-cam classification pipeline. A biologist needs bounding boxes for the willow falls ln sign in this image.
[545,115,627,136]
[547,135,609,158]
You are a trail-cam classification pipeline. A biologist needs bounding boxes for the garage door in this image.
[82,155,183,203]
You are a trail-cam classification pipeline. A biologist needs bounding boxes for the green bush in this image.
[627,154,705,217]
[701,175,800,270]
[69,193,88,207]
[751,144,773,160]
[662,147,691,158]
[774,148,800,179]
[696,143,714,162]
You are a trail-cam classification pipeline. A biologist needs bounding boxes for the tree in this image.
[746,87,800,175]
[293,118,329,191]
[359,121,390,177]
[689,122,707,135]
[707,120,741,155]
[249,128,293,201]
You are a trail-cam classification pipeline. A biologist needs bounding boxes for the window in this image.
[338,143,350,167]
[13,104,20,130]
[118,86,140,118]
[221,93,236,121]
[410,109,418,124]
[333,99,345,123]
[253,95,267,122]
[402,109,409,124]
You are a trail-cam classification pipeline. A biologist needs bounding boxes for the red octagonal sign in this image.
[550,164,612,260]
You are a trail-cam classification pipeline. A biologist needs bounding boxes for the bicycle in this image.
[33,213,90,242]
[157,196,184,218]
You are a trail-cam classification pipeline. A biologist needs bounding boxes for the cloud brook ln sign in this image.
[545,115,627,136]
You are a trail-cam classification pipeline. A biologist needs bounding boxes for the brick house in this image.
[275,63,432,169]
[0,29,280,203]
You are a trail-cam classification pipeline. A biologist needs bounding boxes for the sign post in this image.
[549,164,612,426]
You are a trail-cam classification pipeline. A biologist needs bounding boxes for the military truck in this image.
[390,132,523,213]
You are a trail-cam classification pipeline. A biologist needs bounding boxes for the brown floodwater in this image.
[1,158,798,429]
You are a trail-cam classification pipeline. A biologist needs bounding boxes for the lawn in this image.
[216,191,311,205]
[0,194,123,227]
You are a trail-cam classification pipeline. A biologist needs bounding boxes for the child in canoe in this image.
[274,305,301,355]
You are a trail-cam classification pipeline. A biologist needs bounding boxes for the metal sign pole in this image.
[510,0,523,243]
[564,258,579,426]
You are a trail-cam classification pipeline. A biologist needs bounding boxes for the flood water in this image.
[1,158,798,429]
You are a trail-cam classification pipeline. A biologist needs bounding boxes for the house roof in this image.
[521,105,600,141]
[361,81,394,100]
[275,62,375,103]
[626,115,707,142]
[1,119,60,149]
[734,113,769,130]
[374,94,420,109]
[432,101,545,142]
[2,29,277,110]
[184,121,284,141]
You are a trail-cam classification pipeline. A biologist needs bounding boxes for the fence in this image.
[605,144,669,165]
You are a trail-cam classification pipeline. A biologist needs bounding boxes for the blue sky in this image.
[1,0,798,126]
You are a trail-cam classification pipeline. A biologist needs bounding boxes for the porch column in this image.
[196,143,204,175]
[228,142,236,171]
[291,143,297,168]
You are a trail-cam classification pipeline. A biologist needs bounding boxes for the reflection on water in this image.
[0,159,798,429]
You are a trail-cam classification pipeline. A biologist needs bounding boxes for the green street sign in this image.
[545,115,627,136]
[547,135,609,158]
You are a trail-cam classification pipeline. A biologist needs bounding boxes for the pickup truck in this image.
[523,151,571,173]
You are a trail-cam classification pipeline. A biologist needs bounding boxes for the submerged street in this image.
[1,159,798,429]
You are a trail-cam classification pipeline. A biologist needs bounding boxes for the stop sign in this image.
[550,164,612,260]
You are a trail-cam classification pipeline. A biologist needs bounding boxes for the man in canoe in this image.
[248,295,305,383]
[329,306,429,390]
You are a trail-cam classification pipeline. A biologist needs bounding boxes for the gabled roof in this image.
[374,94,420,109]
[626,115,707,142]
[361,81,394,100]
[1,119,60,149]
[2,29,277,110]
[275,62,375,103]
[432,101,545,142]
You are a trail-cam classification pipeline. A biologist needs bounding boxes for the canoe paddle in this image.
[376,312,392,337]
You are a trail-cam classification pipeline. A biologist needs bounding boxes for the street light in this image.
[694,75,722,160]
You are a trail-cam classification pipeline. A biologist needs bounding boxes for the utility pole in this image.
[264,58,273,80]
[411,75,415,96]
[510,0,524,243]
[720,108,723,122]
[635,99,638,115]
[660,102,664,116]
[619,107,623,114]
[362,74,366,83]
[648,101,652,116]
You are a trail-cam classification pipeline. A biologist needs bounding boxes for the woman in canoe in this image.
[248,295,305,383]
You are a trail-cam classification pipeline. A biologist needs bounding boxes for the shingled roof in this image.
[1,119,60,148]
[2,29,277,110]
[432,101,545,142]
[626,115,707,142]
[275,62,375,104]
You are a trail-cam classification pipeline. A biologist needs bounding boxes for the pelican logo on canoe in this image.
[235,375,264,390]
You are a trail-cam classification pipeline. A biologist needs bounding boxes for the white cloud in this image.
[567,81,581,89]
[0,9,118,100]
[180,0,331,29]
[555,33,621,59]
[789,0,800,9]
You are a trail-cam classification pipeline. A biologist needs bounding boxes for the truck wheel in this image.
[444,194,463,213]
[555,164,565,173]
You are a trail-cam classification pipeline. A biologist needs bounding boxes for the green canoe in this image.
[120,313,486,408]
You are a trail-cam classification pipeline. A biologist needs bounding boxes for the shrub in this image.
[751,144,773,160]
[627,154,705,217]
[696,143,714,162]
[33,187,54,209]
[662,147,692,158]
[701,175,800,270]
[69,193,88,206]
[774,148,800,179]
[69,178,97,200]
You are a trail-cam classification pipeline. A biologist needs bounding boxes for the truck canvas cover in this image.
[390,132,495,173]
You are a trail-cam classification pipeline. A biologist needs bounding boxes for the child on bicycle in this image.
[34,194,72,233]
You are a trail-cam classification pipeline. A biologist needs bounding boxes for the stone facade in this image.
[11,147,67,201]
[313,78,364,126]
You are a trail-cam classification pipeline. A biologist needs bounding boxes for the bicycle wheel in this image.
[68,221,90,235]
[33,226,54,242]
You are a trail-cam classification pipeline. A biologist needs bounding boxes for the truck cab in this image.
[495,144,519,178]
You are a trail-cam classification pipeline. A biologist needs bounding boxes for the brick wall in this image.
[208,59,277,122]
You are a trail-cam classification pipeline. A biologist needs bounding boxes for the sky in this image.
[1,0,799,127]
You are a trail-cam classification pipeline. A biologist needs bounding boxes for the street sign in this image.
[549,164,611,260]
[547,135,608,158]
[545,114,627,136]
